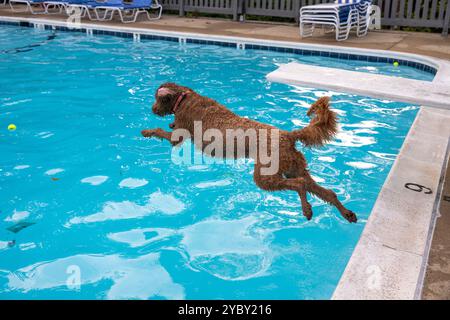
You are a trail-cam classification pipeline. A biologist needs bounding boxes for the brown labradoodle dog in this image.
[142,82,357,223]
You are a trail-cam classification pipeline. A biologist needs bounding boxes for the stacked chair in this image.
[300,0,372,41]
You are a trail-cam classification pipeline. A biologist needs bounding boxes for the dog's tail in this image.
[290,96,338,148]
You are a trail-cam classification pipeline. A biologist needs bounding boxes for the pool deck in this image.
[422,153,450,300]
[2,8,450,300]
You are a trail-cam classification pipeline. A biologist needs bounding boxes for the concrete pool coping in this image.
[1,13,450,299]
[267,62,450,110]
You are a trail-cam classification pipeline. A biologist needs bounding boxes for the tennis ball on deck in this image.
[8,124,16,131]
[393,61,399,67]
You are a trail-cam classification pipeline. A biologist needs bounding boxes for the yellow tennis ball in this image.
[393,61,399,67]
[8,124,16,131]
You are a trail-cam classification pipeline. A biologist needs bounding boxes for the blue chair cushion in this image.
[334,0,360,3]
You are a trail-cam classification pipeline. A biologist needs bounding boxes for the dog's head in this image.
[152,82,191,117]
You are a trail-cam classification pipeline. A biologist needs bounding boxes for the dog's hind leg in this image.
[296,184,313,220]
[253,164,313,220]
[286,156,357,223]
[304,174,357,223]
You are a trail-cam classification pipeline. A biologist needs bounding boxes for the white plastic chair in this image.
[9,0,48,13]
[300,0,372,41]
[355,0,372,37]
[93,0,162,23]
[300,3,359,41]
[43,0,68,14]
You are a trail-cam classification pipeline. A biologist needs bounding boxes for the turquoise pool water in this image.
[0,25,420,299]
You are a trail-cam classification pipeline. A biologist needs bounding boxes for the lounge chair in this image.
[300,0,372,41]
[43,0,67,14]
[92,0,162,23]
[9,0,48,13]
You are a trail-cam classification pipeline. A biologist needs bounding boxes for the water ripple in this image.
[0,25,420,299]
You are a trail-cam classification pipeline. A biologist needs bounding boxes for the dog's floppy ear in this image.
[157,87,174,97]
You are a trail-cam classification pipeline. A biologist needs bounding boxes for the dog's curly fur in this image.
[142,82,357,223]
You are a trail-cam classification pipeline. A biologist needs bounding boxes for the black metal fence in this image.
[160,0,450,35]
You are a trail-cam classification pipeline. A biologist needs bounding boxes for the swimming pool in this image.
[0,24,421,299]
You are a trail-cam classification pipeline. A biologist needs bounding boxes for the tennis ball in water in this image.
[393,61,399,67]
[8,124,16,131]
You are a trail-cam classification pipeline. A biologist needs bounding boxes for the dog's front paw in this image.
[141,129,159,138]
[343,210,357,223]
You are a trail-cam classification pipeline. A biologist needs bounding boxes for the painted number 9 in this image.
[404,183,432,194]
